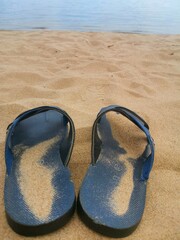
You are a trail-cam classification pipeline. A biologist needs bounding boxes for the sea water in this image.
[0,0,180,34]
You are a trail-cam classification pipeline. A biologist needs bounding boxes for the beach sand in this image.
[0,31,179,240]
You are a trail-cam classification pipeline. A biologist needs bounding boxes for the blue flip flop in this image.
[78,105,155,238]
[4,106,76,236]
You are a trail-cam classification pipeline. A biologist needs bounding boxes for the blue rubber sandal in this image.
[4,106,76,236]
[78,105,155,238]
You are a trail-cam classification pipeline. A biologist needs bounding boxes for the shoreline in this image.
[0,29,180,36]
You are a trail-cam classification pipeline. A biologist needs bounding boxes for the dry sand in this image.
[0,31,179,240]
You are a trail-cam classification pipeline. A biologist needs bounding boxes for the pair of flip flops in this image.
[4,105,155,237]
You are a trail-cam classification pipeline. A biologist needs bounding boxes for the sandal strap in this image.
[5,106,75,175]
[92,105,155,181]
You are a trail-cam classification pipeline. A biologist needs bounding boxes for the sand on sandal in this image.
[110,160,134,216]
[107,112,147,215]
[14,136,60,221]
